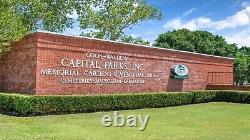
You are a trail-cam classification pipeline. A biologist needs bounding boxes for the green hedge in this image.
[215,90,250,103]
[0,90,249,116]
[0,94,34,116]
[32,92,194,116]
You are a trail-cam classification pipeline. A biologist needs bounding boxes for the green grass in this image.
[0,102,250,140]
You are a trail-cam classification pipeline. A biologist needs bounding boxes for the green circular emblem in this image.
[171,64,189,79]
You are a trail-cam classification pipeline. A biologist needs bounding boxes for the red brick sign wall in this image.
[0,32,234,95]
[0,35,37,94]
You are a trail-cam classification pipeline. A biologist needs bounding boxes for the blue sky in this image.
[64,0,250,47]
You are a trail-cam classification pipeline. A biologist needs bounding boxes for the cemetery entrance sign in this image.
[41,52,151,85]
[0,31,234,95]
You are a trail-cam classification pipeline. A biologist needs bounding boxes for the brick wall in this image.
[0,34,37,94]
[35,32,233,95]
[0,32,234,95]
[207,72,233,85]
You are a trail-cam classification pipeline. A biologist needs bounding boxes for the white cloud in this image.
[163,6,250,47]
[164,6,250,31]
[183,8,197,17]
[224,29,250,47]
[213,6,250,30]
[163,17,212,31]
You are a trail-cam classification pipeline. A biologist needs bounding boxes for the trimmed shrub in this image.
[215,90,250,103]
[191,90,217,103]
[0,93,34,116]
[32,92,194,115]
[0,90,249,116]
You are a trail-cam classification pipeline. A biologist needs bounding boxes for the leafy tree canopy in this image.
[120,35,150,46]
[0,0,27,55]
[234,53,250,85]
[0,0,161,56]
[76,0,162,41]
[0,0,75,57]
[239,46,250,56]
[236,46,250,84]
[154,29,238,58]
[11,0,75,32]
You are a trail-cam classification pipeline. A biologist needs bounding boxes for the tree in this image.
[247,56,250,84]
[0,0,27,57]
[239,46,250,56]
[120,35,150,45]
[13,0,75,32]
[0,0,75,57]
[76,0,162,41]
[239,46,250,83]
[234,53,249,85]
[154,29,238,57]
[247,57,250,83]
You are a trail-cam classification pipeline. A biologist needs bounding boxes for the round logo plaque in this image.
[171,64,189,79]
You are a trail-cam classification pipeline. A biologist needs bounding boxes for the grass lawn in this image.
[0,102,250,140]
